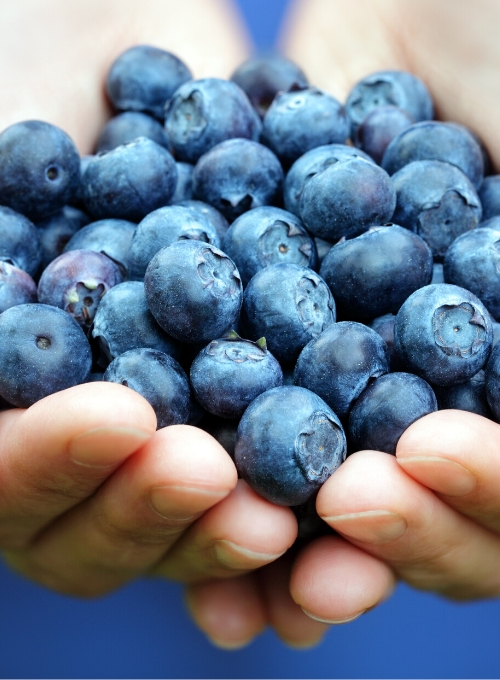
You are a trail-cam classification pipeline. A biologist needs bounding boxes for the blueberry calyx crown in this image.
[432,302,487,357]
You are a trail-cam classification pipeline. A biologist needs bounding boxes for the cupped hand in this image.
[186,0,500,649]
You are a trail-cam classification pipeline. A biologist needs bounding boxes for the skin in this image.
[2,0,500,651]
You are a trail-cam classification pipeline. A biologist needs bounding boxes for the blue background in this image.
[1,1,500,677]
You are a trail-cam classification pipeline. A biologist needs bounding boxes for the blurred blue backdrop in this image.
[1,1,500,677]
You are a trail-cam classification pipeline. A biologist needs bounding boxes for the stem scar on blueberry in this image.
[45,165,59,181]
[36,336,51,350]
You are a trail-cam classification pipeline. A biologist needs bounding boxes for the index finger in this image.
[0,381,156,548]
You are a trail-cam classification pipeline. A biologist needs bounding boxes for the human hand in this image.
[0,0,297,639]
[185,0,500,648]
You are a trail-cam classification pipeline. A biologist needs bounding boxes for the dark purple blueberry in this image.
[164,78,261,163]
[293,495,334,542]
[169,162,194,204]
[95,111,170,152]
[0,120,81,221]
[394,283,493,386]
[190,333,283,419]
[434,370,493,419]
[234,385,346,506]
[241,263,335,365]
[64,218,136,278]
[92,280,181,367]
[192,138,284,223]
[355,105,414,164]
[38,249,123,329]
[230,55,309,118]
[144,240,242,344]
[284,144,374,219]
[479,175,500,221]
[176,200,229,242]
[106,45,192,120]
[319,225,433,320]
[299,157,396,242]
[391,160,482,260]
[443,227,500,320]
[103,348,192,429]
[222,206,317,286]
[37,206,90,271]
[0,262,37,312]
[369,313,403,371]
[348,372,438,455]
[382,122,484,189]
[0,206,41,277]
[82,137,177,221]
[294,321,389,420]
[485,343,500,421]
[261,87,349,167]
[127,205,220,281]
[345,70,434,139]
[0,303,92,407]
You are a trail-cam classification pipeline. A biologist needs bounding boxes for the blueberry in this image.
[382,122,484,189]
[222,206,317,287]
[38,249,124,329]
[192,138,284,222]
[144,240,242,344]
[230,55,309,118]
[169,162,194,204]
[176,200,229,242]
[95,111,170,152]
[485,342,500,421]
[241,263,335,365]
[394,283,493,386]
[165,78,261,163]
[37,206,90,272]
[348,372,437,455]
[434,369,493,419]
[106,45,192,120]
[431,262,445,284]
[0,206,41,277]
[284,143,374,218]
[234,385,346,506]
[103,348,192,428]
[261,87,349,167]
[391,160,482,260]
[64,218,136,278]
[0,262,37,312]
[0,120,81,221]
[91,280,181,366]
[294,321,389,420]
[345,70,434,139]
[0,303,92,407]
[355,105,414,164]
[478,175,500,221]
[319,225,433,320]
[190,333,283,419]
[443,227,500,320]
[82,137,177,221]
[369,313,403,371]
[127,205,220,281]
[299,157,396,242]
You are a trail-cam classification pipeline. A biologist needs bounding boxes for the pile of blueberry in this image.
[2,45,500,522]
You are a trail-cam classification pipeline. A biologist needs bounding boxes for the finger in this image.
[289,535,396,624]
[151,480,298,583]
[0,382,156,549]
[258,554,328,649]
[3,426,237,596]
[186,574,267,650]
[397,410,500,534]
[0,0,250,153]
[317,450,500,599]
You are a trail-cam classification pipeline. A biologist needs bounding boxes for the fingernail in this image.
[323,510,407,544]
[301,608,365,625]
[208,637,253,650]
[69,427,151,467]
[213,540,285,569]
[149,485,228,521]
[397,456,477,496]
